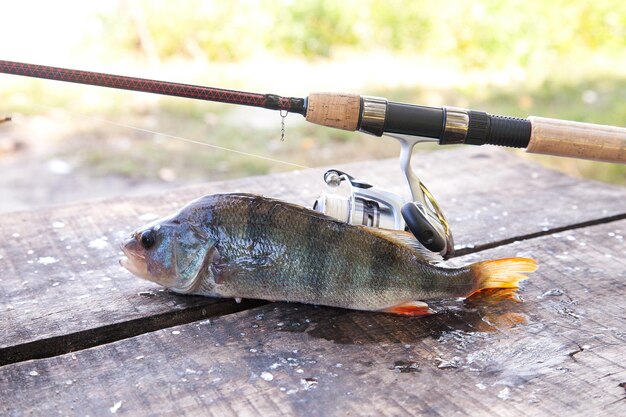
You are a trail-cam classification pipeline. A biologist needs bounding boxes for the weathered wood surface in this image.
[0,147,625,416]
[2,147,626,365]
[1,219,624,416]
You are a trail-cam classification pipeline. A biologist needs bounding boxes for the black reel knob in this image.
[401,202,446,253]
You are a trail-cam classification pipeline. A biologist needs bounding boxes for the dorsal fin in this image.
[363,227,445,265]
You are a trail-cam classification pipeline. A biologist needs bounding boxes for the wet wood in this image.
[1,219,624,416]
[2,147,626,365]
[1,147,626,416]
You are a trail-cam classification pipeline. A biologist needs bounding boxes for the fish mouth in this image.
[119,255,130,269]
[119,241,130,269]
[119,255,152,281]
[119,241,151,280]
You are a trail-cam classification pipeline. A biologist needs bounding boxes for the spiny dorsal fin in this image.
[363,227,445,265]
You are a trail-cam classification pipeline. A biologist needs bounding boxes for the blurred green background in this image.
[0,0,624,211]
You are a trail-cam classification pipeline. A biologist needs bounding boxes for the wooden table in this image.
[1,147,625,416]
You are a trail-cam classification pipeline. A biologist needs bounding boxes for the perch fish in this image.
[120,193,537,315]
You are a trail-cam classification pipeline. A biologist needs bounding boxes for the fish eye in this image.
[139,229,156,250]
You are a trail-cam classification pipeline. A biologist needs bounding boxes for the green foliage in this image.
[367,0,626,69]
[267,0,361,57]
[368,0,433,52]
[97,0,626,69]
[98,0,275,61]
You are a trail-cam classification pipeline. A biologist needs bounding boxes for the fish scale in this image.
[121,193,537,315]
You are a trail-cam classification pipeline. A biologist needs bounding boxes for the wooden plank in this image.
[1,219,624,416]
[1,147,625,364]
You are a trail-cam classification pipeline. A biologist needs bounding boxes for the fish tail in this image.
[468,257,537,299]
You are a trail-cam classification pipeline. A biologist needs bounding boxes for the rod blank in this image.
[0,59,305,114]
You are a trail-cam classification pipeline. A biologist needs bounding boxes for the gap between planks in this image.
[1,212,625,368]
[453,212,626,256]
[0,299,266,367]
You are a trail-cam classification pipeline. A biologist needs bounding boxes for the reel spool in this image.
[313,170,405,230]
[313,134,454,258]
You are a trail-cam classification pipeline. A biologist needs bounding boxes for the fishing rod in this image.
[2,59,624,163]
[1,59,625,258]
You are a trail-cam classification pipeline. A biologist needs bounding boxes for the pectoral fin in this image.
[382,301,433,316]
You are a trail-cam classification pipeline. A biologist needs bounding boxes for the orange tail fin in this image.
[469,257,538,299]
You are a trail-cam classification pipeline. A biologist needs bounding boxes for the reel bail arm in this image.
[387,133,454,257]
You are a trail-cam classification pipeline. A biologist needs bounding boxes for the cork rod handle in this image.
[305,93,361,131]
[525,117,626,163]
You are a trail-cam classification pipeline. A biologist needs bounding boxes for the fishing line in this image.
[26,104,311,170]
[81,115,311,169]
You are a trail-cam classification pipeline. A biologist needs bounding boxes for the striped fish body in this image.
[120,193,536,314]
[200,194,476,310]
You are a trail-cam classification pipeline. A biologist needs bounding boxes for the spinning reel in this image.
[313,134,454,258]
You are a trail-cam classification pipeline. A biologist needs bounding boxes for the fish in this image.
[120,193,537,315]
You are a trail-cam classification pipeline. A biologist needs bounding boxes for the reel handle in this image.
[401,203,446,253]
